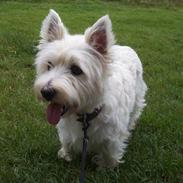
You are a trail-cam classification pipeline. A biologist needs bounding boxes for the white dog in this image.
[34,9,147,167]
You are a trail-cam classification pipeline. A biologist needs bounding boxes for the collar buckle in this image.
[77,104,104,123]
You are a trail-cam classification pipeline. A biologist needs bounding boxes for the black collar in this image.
[77,105,104,123]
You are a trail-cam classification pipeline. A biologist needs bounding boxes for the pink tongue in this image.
[46,103,63,125]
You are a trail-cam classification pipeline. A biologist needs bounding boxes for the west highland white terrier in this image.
[34,9,147,167]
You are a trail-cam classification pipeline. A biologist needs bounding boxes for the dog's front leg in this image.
[57,143,72,162]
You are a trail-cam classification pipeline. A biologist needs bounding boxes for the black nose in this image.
[41,87,56,101]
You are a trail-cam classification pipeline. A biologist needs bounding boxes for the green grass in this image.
[0,1,183,183]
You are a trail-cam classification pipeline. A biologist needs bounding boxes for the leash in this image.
[77,106,103,183]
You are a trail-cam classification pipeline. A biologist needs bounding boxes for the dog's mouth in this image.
[46,103,69,125]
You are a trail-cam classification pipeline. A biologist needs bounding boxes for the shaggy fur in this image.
[34,9,147,167]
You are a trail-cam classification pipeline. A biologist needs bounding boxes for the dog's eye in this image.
[70,65,83,76]
[47,61,54,71]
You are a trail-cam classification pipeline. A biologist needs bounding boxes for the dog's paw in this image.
[92,155,103,165]
[92,154,107,168]
[92,154,118,168]
[57,148,72,162]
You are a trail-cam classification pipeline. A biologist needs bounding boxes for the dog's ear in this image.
[40,9,67,44]
[85,15,115,54]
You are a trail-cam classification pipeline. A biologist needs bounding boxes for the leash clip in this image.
[78,105,104,183]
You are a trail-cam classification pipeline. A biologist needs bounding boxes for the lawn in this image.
[0,1,183,183]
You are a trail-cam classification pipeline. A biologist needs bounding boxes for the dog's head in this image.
[34,10,115,125]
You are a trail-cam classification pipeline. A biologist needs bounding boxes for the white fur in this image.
[34,10,147,167]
